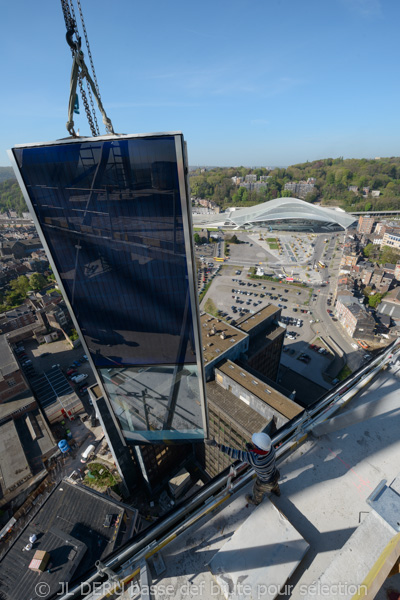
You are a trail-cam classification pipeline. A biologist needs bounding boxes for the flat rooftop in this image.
[30,366,81,411]
[200,313,248,364]
[0,335,19,378]
[0,420,31,490]
[277,364,327,408]
[207,381,271,434]
[0,480,132,600]
[235,304,280,333]
[0,394,37,423]
[5,320,45,342]
[246,322,286,355]
[217,360,303,421]
[134,360,400,600]
[15,408,56,470]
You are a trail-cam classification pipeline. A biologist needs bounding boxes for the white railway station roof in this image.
[193,198,357,230]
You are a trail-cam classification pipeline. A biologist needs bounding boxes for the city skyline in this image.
[1,0,400,167]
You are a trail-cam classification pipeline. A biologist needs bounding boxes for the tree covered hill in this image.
[189,157,400,212]
[1,156,400,217]
[0,167,15,184]
[0,179,27,216]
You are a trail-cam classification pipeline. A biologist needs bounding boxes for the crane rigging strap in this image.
[60,0,114,137]
[67,47,114,137]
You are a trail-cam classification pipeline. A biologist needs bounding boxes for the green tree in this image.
[380,246,400,265]
[363,243,374,258]
[4,291,24,308]
[368,293,383,308]
[326,172,335,185]
[10,275,30,296]
[304,190,319,203]
[227,234,239,244]
[30,273,48,291]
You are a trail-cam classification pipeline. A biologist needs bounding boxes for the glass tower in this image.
[9,133,207,444]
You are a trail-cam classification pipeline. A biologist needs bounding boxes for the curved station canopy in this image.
[193,197,357,232]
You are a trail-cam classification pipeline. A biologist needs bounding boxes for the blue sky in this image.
[1,0,399,167]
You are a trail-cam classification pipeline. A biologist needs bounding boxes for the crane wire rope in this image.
[68,0,100,136]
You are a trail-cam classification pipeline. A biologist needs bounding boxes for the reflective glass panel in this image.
[100,365,203,443]
[11,134,205,442]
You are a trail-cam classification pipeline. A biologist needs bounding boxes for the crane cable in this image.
[60,0,114,137]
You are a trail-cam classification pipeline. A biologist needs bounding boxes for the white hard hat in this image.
[252,432,272,451]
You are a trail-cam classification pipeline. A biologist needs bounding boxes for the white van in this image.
[80,444,95,463]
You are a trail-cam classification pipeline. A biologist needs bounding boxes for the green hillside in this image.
[0,179,27,216]
[0,167,16,184]
[1,156,400,217]
[189,157,400,212]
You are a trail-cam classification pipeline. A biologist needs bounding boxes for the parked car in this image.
[40,352,51,357]
[67,368,77,376]
[73,373,88,384]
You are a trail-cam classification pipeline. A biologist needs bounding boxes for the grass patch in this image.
[193,227,219,231]
[84,462,118,488]
[266,238,277,242]
[199,280,213,303]
[337,364,352,381]
[204,298,218,316]
[268,243,279,249]
[248,269,308,288]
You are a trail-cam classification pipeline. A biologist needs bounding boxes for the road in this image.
[308,234,365,373]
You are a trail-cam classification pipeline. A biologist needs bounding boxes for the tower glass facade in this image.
[10,133,207,443]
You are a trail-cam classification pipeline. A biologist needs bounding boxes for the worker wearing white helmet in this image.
[206,431,280,505]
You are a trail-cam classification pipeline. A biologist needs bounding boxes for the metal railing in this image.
[55,337,400,600]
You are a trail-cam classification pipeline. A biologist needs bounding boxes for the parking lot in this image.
[14,338,96,413]
[201,267,312,323]
[200,267,334,389]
